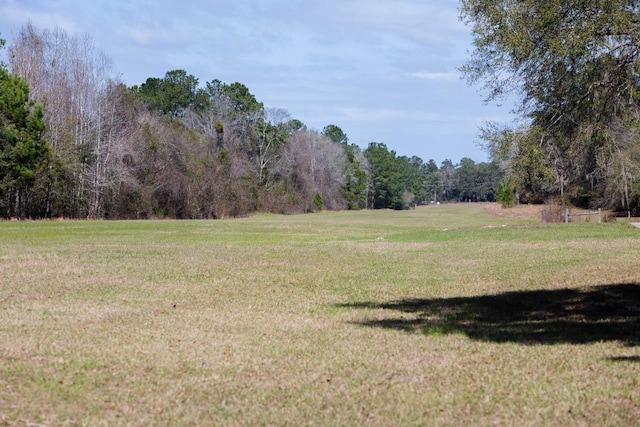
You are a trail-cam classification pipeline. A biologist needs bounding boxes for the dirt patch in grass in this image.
[484,202,545,220]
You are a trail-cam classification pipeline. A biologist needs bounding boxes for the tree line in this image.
[1,23,504,219]
[7,1,640,220]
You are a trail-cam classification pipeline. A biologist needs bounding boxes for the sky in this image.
[0,0,514,164]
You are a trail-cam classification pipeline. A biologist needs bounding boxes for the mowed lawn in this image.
[1,204,639,426]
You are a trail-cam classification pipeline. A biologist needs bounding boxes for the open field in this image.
[1,203,639,426]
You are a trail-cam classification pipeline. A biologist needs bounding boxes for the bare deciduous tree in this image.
[9,23,134,217]
[278,130,347,212]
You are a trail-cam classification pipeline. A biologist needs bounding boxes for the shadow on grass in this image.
[607,356,640,363]
[337,283,640,346]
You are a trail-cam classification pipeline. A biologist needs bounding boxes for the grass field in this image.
[1,203,639,426]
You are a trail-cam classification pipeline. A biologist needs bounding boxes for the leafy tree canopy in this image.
[135,69,203,117]
[322,124,349,145]
[287,119,306,133]
[462,0,640,207]
[221,81,263,115]
[461,0,640,119]
[0,60,48,217]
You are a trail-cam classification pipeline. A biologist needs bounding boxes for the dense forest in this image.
[2,6,640,219]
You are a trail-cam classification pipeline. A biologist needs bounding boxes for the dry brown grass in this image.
[1,206,639,426]
[483,202,545,220]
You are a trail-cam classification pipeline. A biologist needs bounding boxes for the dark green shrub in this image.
[496,178,515,208]
[312,193,324,212]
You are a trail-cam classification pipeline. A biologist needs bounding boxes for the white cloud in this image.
[339,107,461,123]
[0,1,77,33]
[411,72,461,82]
[126,24,190,47]
[325,0,466,44]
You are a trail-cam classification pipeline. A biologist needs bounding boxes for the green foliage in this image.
[364,142,405,209]
[462,0,640,208]
[421,159,441,203]
[461,0,640,114]
[221,81,263,115]
[364,143,504,208]
[439,159,457,200]
[496,178,515,208]
[0,36,4,67]
[312,192,324,211]
[510,128,557,204]
[455,157,477,201]
[341,143,367,209]
[135,70,202,117]
[322,124,348,145]
[479,122,556,204]
[398,156,425,205]
[450,158,500,203]
[0,64,48,217]
[630,181,640,215]
[478,122,516,167]
[363,144,425,209]
[342,166,366,210]
[287,119,306,133]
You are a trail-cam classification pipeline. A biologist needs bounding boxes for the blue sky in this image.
[0,0,513,164]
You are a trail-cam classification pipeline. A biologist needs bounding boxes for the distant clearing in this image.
[1,204,639,425]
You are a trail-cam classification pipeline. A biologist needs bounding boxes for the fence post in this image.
[565,208,569,223]
[598,208,601,223]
